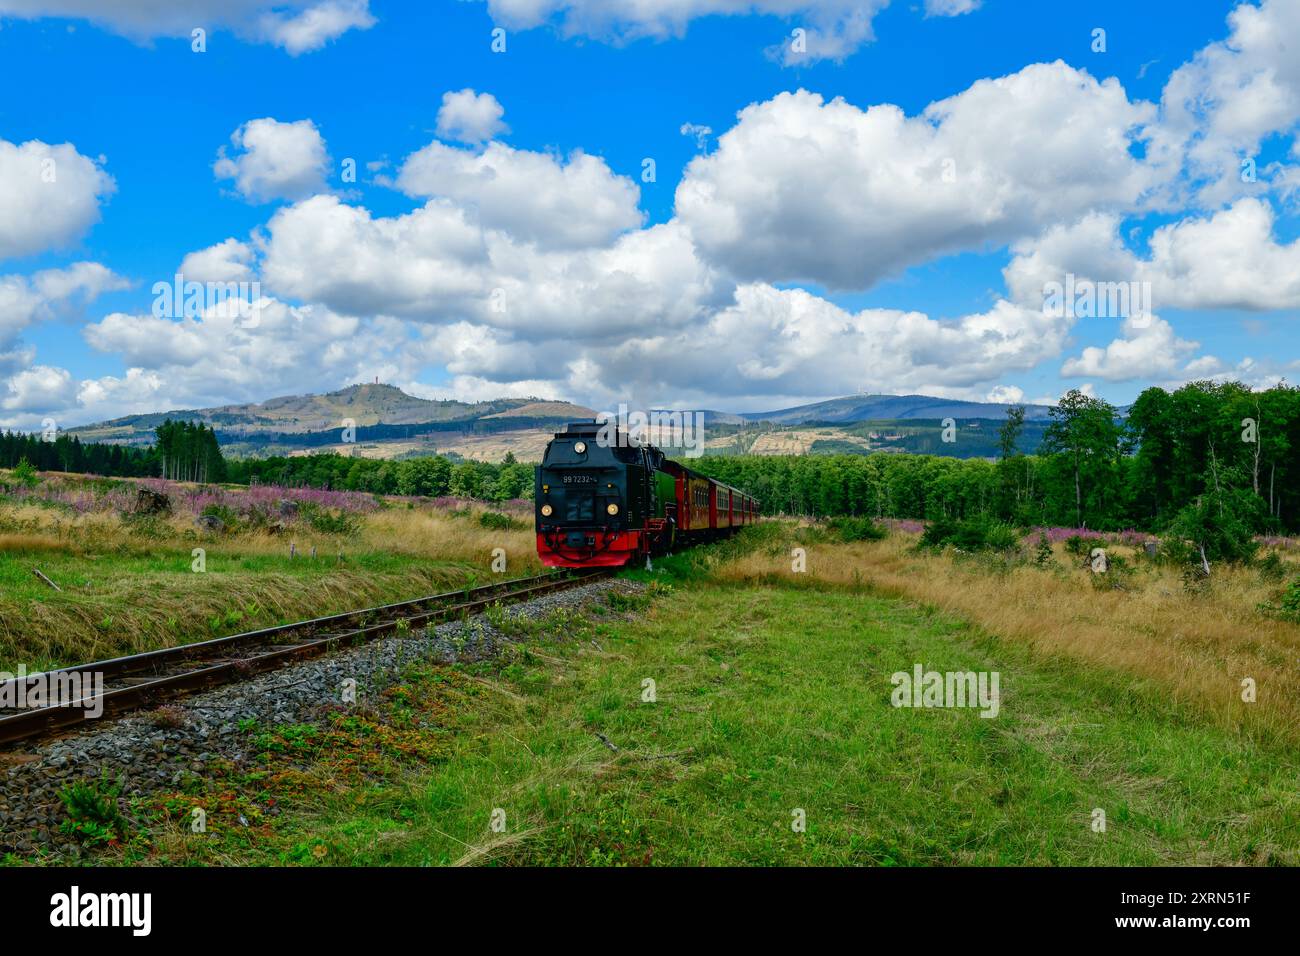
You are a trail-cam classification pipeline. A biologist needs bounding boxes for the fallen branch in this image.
[593,733,693,762]
[33,568,61,592]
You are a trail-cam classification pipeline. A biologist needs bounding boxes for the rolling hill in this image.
[68,384,598,460]
[67,385,1052,462]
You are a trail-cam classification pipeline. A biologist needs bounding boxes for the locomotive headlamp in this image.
[606,503,619,516]
[541,504,553,516]
[574,441,587,454]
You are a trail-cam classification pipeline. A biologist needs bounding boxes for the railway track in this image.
[0,569,609,748]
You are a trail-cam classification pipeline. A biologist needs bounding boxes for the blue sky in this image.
[1,0,1297,427]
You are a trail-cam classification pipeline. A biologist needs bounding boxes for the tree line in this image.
[2,419,224,483]
[0,418,534,502]
[224,451,535,501]
[0,431,156,476]
[5,382,1296,543]
[155,420,227,482]
[693,381,1300,539]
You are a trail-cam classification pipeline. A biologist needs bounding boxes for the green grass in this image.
[0,545,483,671]
[0,546,442,599]
[136,579,1300,866]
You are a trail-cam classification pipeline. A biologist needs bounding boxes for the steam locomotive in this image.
[535,421,759,568]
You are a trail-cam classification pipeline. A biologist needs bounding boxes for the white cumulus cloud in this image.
[0,138,115,260]
[675,64,1158,290]
[1061,315,1200,382]
[436,89,509,143]
[924,0,980,16]
[178,238,257,283]
[76,298,415,419]
[256,0,375,54]
[0,262,127,419]
[481,0,893,64]
[1,262,127,355]
[1152,0,1300,204]
[394,141,642,249]
[0,0,375,53]
[258,195,492,317]
[1006,199,1300,312]
[214,118,330,203]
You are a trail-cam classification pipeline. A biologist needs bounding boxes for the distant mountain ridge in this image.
[65,385,598,460]
[65,385,1056,462]
[69,384,597,449]
[740,394,1054,425]
[72,385,1048,441]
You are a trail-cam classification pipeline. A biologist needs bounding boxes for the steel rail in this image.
[0,569,608,747]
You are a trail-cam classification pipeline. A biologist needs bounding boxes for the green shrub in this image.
[304,506,359,536]
[920,517,959,549]
[1034,533,1054,567]
[1281,578,1300,617]
[982,522,1021,552]
[58,774,129,846]
[826,516,886,542]
[11,457,39,488]
[952,520,990,551]
[605,590,651,613]
[1164,490,1262,568]
[921,516,1019,553]
[478,510,519,531]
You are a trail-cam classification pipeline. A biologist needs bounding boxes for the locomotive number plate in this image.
[562,475,597,484]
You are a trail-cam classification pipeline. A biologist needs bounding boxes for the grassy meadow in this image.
[5,467,1299,866]
[713,524,1300,750]
[0,469,540,671]
[90,519,1300,868]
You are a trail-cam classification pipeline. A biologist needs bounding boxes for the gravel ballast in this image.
[0,576,643,859]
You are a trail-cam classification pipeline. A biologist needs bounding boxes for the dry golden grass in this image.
[1,497,538,561]
[714,528,1300,747]
[359,506,539,563]
[0,533,69,554]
